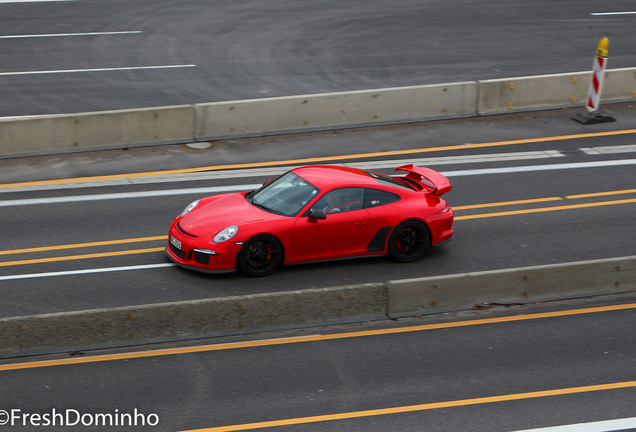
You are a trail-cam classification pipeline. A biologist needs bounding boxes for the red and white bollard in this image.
[573,37,616,124]
[586,37,608,112]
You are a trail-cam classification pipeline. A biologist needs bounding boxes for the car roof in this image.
[292,165,385,188]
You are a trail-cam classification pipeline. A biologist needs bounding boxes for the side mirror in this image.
[308,209,327,220]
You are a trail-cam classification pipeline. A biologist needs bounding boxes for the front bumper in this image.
[165,247,237,274]
[166,226,241,273]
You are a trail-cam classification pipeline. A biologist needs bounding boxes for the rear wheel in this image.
[387,221,431,263]
[238,235,282,277]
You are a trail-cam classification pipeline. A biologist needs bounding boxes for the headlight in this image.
[180,199,200,217]
[213,225,238,243]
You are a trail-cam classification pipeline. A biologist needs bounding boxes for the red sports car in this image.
[166,164,454,277]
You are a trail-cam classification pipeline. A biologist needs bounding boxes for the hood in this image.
[178,192,272,237]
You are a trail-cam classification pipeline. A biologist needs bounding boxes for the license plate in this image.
[170,235,182,250]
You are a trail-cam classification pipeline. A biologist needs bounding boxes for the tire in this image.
[238,235,283,277]
[387,221,431,263]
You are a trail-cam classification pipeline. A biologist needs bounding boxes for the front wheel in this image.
[238,235,282,277]
[387,221,431,263]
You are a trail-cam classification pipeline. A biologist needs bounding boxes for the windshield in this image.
[250,172,320,216]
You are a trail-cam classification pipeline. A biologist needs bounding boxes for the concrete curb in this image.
[1,256,635,357]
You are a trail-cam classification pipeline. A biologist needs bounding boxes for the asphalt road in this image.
[2,2,636,430]
[1,0,636,116]
[1,105,635,317]
[3,295,636,431]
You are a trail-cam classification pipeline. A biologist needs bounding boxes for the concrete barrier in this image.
[0,68,635,157]
[2,257,636,357]
[388,256,636,318]
[478,72,589,114]
[602,67,636,103]
[0,283,386,357]
[0,105,195,157]
[195,82,477,140]
[478,67,636,114]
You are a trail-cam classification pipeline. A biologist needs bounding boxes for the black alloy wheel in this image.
[387,220,431,263]
[238,235,282,277]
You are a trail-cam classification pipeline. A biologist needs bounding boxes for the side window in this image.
[313,188,364,214]
[363,188,400,208]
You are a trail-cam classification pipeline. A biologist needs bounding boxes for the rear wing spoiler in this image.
[395,164,452,196]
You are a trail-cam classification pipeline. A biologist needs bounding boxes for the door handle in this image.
[355,220,367,226]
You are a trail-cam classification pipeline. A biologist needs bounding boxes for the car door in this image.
[291,188,370,262]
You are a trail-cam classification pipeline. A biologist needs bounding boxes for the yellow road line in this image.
[453,188,636,211]
[455,197,636,221]
[0,247,165,267]
[178,380,636,432]
[2,302,636,372]
[0,236,166,256]
[453,196,563,210]
[567,188,636,199]
[2,129,636,189]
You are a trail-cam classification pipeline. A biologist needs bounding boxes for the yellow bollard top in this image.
[596,37,609,58]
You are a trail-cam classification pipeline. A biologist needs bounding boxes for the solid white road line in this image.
[2,158,636,207]
[0,185,261,207]
[0,31,142,39]
[591,11,636,16]
[4,146,636,194]
[0,150,566,194]
[442,158,636,177]
[511,416,636,432]
[3,145,636,194]
[0,64,196,76]
[0,263,176,281]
